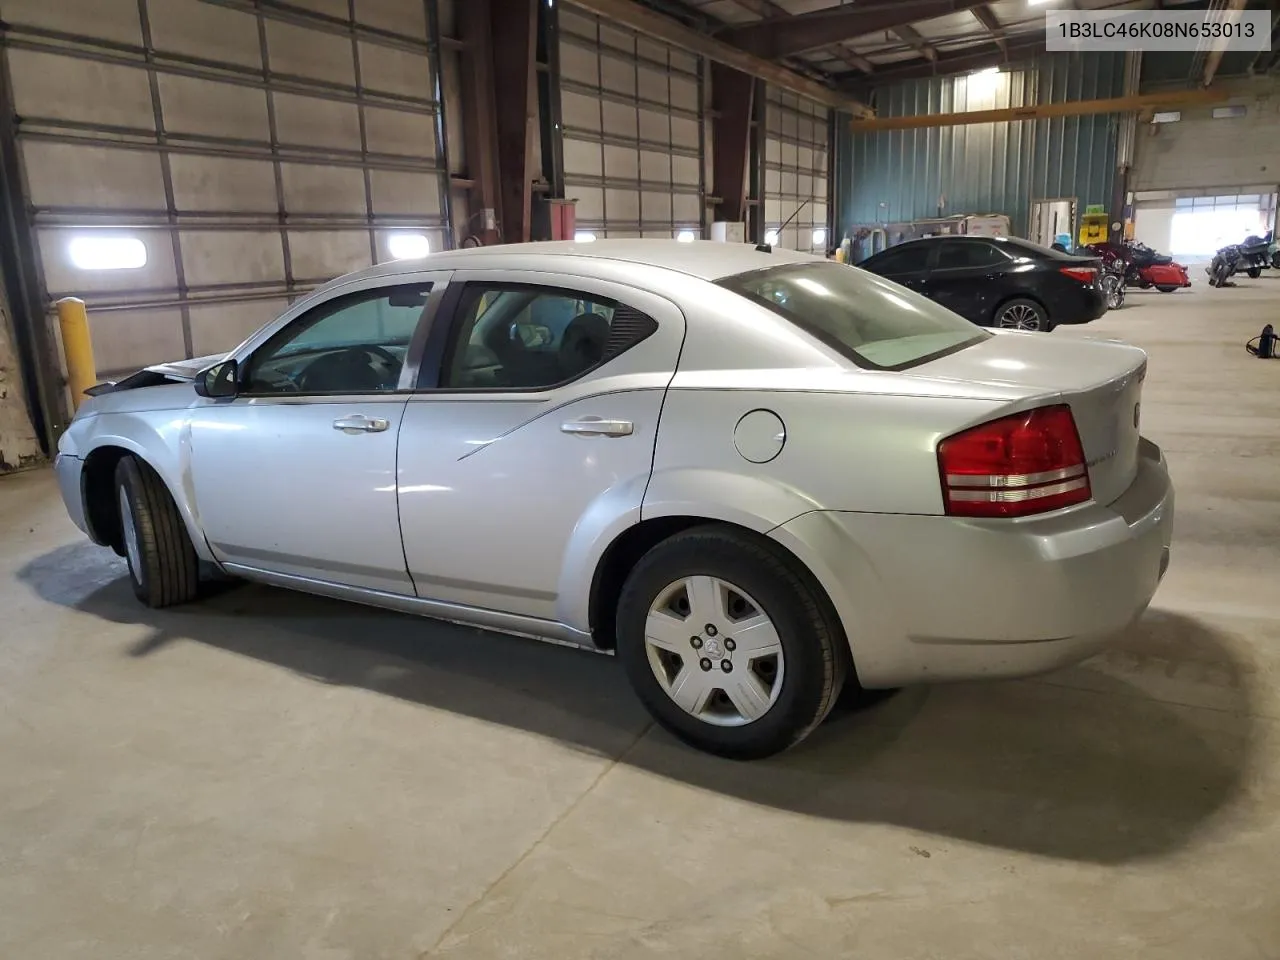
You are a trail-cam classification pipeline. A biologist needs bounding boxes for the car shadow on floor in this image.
[19,542,1258,866]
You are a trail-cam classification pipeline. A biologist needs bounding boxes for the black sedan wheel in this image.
[995,298,1049,332]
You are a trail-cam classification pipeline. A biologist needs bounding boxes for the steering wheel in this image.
[297,345,401,393]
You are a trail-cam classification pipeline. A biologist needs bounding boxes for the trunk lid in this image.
[909,331,1147,507]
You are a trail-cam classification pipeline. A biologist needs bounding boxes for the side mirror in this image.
[194,359,239,399]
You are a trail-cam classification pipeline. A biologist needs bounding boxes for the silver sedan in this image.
[54,240,1174,759]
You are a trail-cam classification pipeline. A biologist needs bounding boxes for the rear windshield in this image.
[719,260,988,371]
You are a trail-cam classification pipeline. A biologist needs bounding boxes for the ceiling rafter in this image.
[892,23,938,62]
[970,5,1007,54]
[718,0,991,59]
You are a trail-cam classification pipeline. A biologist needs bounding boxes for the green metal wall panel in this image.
[835,53,1126,240]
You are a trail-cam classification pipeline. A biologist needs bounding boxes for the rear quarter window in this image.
[719,261,988,371]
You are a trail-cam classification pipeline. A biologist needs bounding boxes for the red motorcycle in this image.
[1085,241,1191,293]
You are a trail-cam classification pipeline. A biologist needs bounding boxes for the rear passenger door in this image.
[927,240,1012,324]
[395,271,685,622]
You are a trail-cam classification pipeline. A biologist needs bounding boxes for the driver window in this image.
[244,283,432,395]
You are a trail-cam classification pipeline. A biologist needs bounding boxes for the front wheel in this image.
[1248,267,1262,279]
[994,298,1049,332]
[616,526,846,759]
[1156,285,1179,293]
[115,456,201,608]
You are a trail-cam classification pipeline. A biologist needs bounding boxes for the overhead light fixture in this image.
[68,235,147,271]
[574,230,597,243]
[764,229,779,246]
[972,66,1000,78]
[387,233,430,259]
[812,228,827,247]
[675,230,695,242]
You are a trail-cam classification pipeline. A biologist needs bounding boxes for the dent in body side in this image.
[71,394,217,564]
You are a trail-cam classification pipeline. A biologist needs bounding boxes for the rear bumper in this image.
[1052,286,1108,325]
[771,437,1174,688]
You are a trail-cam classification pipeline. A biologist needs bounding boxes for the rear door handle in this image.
[333,415,390,434]
[560,417,634,437]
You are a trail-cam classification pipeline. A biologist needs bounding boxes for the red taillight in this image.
[1060,265,1097,284]
[937,404,1091,518]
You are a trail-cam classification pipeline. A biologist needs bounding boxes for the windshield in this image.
[719,261,988,371]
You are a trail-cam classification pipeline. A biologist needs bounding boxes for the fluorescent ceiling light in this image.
[972,66,1000,77]
[676,230,695,242]
[574,231,597,242]
[68,236,147,271]
[387,233,430,259]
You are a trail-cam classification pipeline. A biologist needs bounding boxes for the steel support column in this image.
[536,0,565,200]
[710,62,754,226]
[458,0,502,245]
[491,0,538,244]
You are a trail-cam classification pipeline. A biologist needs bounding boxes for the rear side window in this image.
[861,243,931,275]
[720,261,987,371]
[437,283,657,390]
[935,241,1009,270]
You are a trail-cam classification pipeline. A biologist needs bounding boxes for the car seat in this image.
[559,312,610,379]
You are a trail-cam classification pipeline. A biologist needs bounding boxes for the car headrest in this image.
[559,312,611,371]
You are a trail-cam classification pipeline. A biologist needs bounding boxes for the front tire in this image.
[1248,267,1262,279]
[1156,285,1179,293]
[115,456,201,608]
[616,526,846,760]
[994,298,1049,332]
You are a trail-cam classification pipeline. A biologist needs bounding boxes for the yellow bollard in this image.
[56,297,97,412]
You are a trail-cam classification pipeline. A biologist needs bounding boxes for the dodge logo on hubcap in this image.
[702,636,725,660]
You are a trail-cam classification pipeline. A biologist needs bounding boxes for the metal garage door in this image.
[763,87,829,254]
[0,0,449,382]
[557,3,704,241]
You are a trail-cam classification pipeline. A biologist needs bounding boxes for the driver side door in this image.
[189,272,450,594]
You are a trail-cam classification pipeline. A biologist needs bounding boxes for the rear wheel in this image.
[115,456,201,608]
[1156,285,1179,293]
[994,298,1049,332]
[1247,267,1262,279]
[616,526,846,760]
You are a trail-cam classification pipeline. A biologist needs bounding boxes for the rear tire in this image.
[616,526,846,760]
[1156,285,1179,293]
[1247,267,1262,279]
[115,456,201,608]
[994,298,1049,332]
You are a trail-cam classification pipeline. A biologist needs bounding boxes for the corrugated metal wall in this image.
[836,53,1126,239]
[1,0,451,384]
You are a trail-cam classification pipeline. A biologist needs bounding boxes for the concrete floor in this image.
[3,276,1279,960]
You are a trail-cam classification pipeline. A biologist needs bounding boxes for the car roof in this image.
[317,239,824,294]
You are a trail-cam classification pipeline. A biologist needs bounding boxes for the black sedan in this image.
[856,235,1107,332]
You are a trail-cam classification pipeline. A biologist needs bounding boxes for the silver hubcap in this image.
[998,304,1042,330]
[119,487,142,581]
[644,576,785,727]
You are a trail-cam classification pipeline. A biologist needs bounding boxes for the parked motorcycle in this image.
[1096,255,1127,310]
[1085,241,1191,293]
[1237,231,1273,278]
[1207,243,1241,287]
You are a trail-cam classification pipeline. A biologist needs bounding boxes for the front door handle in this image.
[333,415,390,434]
[561,417,634,437]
